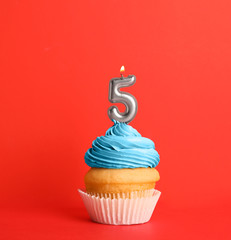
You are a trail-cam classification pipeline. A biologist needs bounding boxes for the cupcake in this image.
[79,120,161,225]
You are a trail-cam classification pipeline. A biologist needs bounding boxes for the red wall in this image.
[0,0,231,210]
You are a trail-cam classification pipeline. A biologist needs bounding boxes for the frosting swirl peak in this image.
[84,120,160,169]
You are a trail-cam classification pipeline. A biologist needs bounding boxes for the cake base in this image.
[84,167,160,195]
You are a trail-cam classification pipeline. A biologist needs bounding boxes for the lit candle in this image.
[108,66,138,123]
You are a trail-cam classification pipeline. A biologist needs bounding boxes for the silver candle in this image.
[108,66,138,123]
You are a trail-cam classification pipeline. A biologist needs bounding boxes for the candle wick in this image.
[120,74,124,78]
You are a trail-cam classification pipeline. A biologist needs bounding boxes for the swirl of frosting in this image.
[84,120,160,168]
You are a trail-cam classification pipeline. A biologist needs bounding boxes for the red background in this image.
[0,0,231,239]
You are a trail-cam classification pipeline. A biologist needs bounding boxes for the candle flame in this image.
[120,66,125,73]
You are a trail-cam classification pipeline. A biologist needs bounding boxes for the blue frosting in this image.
[84,120,160,169]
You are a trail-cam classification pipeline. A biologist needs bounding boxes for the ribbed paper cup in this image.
[78,189,161,225]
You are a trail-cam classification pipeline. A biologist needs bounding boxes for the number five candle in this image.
[108,66,138,123]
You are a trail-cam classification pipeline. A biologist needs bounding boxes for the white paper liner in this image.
[78,189,161,225]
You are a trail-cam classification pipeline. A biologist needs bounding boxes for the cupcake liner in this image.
[78,189,161,225]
